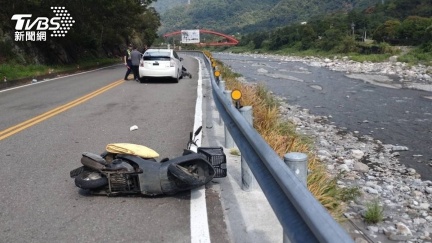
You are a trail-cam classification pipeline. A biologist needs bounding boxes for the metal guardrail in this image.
[181,51,354,243]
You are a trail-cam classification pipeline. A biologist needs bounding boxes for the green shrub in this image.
[335,37,358,53]
[364,200,384,224]
[339,186,362,202]
[378,42,398,54]
[0,39,14,62]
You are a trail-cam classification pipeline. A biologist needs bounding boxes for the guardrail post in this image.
[223,90,234,148]
[218,79,226,93]
[240,106,257,191]
[283,152,308,242]
[218,80,226,124]
[283,152,308,185]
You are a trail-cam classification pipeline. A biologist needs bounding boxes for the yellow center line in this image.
[0,80,125,141]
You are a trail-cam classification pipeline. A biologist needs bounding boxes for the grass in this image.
[349,53,393,63]
[205,51,362,221]
[364,200,384,224]
[0,58,121,81]
[398,51,432,66]
[339,186,362,202]
[0,64,48,80]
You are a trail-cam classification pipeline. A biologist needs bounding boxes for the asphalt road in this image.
[214,53,432,181]
[0,56,212,242]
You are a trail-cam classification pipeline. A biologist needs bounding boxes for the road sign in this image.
[181,29,200,44]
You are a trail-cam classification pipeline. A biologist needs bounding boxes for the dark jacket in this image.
[131,49,141,66]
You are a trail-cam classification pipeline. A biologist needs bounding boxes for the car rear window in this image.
[143,51,171,61]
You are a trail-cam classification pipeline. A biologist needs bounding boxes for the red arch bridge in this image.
[163,29,239,46]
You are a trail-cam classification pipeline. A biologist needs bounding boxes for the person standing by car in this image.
[130,46,142,82]
[124,44,133,80]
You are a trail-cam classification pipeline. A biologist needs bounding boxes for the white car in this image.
[139,49,183,83]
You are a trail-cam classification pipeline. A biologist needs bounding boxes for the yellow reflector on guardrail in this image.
[231,89,242,100]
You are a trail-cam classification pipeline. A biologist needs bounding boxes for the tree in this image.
[299,24,316,50]
[398,16,432,45]
[317,28,345,51]
[373,19,401,43]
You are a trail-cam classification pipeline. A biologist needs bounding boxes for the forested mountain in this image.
[239,0,432,55]
[151,0,189,13]
[154,0,381,35]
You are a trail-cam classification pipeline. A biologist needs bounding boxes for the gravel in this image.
[220,51,432,241]
[268,55,432,242]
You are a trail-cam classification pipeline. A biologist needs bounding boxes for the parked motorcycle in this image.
[69,127,226,196]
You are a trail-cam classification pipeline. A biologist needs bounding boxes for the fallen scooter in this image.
[69,127,225,196]
[181,66,192,79]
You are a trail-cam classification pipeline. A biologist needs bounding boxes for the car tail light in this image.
[170,58,175,67]
[140,61,144,67]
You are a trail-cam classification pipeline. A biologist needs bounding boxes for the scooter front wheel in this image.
[75,171,108,189]
[168,164,202,185]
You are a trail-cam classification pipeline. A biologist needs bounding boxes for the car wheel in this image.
[173,74,179,83]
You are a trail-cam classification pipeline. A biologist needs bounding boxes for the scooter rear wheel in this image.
[75,171,108,189]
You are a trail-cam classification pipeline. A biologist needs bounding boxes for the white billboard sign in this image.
[181,29,200,44]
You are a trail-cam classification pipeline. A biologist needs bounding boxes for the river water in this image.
[214,53,432,181]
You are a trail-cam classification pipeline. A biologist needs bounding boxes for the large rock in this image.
[353,162,369,173]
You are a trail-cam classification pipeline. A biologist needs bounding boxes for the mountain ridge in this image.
[152,0,379,35]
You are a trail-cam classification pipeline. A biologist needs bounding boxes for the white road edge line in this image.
[0,64,121,93]
[190,57,210,243]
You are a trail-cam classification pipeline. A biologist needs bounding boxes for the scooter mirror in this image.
[194,126,202,137]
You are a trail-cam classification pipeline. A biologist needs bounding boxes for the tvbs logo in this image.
[11,7,74,41]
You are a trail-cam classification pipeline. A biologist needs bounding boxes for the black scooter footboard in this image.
[117,153,215,196]
[116,154,162,196]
